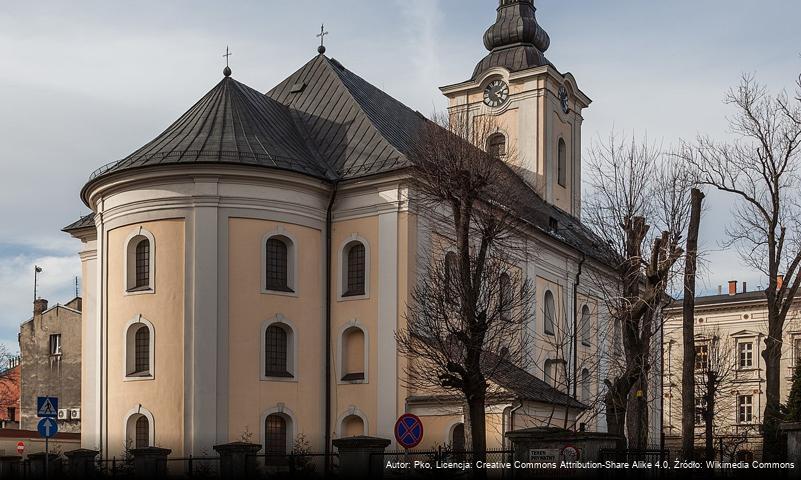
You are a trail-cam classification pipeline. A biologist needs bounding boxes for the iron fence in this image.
[164,456,221,478]
[247,452,339,478]
[598,448,670,464]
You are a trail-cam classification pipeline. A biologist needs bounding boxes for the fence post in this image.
[780,423,801,465]
[332,435,391,480]
[131,447,172,478]
[213,441,262,479]
[0,456,22,479]
[64,448,99,479]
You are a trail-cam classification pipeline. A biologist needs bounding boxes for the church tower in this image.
[440,0,590,217]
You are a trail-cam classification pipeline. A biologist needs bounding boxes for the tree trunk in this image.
[467,391,487,480]
[704,399,714,461]
[626,376,649,450]
[762,329,784,460]
[682,188,704,460]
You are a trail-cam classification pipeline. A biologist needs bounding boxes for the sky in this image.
[0,0,799,354]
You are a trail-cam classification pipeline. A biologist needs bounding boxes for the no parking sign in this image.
[394,413,424,449]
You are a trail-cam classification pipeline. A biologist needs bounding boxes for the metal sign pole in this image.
[45,435,49,480]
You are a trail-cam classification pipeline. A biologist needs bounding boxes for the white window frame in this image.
[123,227,156,295]
[338,234,370,301]
[260,315,297,382]
[738,395,753,424]
[261,228,298,296]
[338,320,369,385]
[122,315,155,381]
[123,406,155,448]
[738,342,754,369]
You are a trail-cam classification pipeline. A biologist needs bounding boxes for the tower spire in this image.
[472,0,551,80]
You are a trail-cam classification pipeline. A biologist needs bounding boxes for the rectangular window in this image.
[738,342,753,369]
[49,334,62,356]
[695,344,708,371]
[695,397,705,425]
[7,407,15,421]
[738,395,753,423]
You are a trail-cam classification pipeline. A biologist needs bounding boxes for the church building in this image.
[64,0,644,458]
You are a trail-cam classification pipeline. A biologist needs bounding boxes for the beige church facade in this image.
[63,1,641,458]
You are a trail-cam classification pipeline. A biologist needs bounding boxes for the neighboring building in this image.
[63,1,654,458]
[0,357,20,428]
[662,280,801,460]
[18,297,82,433]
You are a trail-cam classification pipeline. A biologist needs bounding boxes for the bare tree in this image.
[396,113,534,470]
[585,133,692,448]
[681,188,705,459]
[694,331,736,460]
[685,74,801,459]
[0,346,18,424]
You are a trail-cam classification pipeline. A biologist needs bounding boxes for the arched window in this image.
[264,414,288,455]
[341,414,365,437]
[135,415,149,449]
[125,408,153,450]
[125,318,154,379]
[451,423,466,452]
[343,242,366,297]
[341,326,366,382]
[580,305,591,346]
[499,273,513,322]
[134,326,150,374]
[125,229,155,293]
[135,240,150,289]
[487,133,506,159]
[265,325,290,377]
[543,290,556,335]
[265,237,292,292]
[557,138,567,187]
[581,368,591,403]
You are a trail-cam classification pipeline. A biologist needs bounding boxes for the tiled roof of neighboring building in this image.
[665,290,769,312]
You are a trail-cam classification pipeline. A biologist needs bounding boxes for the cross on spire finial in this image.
[222,46,232,77]
[317,24,329,54]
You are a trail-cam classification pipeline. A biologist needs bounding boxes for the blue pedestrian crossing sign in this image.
[37,418,58,438]
[37,396,58,418]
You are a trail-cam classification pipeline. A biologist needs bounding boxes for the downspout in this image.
[507,401,523,449]
[572,254,585,400]
[324,182,338,473]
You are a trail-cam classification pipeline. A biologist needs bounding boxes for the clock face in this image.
[483,80,509,108]
[558,86,570,114]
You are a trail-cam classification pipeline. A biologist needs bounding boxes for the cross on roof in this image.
[223,46,232,67]
[316,24,329,54]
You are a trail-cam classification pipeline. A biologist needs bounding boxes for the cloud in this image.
[0,238,80,353]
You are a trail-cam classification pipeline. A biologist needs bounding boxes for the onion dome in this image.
[473,0,551,79]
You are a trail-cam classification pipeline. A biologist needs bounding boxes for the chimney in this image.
[33,298,48,316]
[717,285,722,295]
[728,281,738,296]
[742,282,747,293]
[777,275,784,289]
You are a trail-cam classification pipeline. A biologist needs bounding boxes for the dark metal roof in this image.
[74,54,612,266]
[483,351,587,410]
[62,214,95,233]
[473,0,552,79]
[267,55,428,178]
[87,75,332,182]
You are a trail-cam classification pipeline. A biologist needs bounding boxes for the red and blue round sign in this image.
[394,413,424,449]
